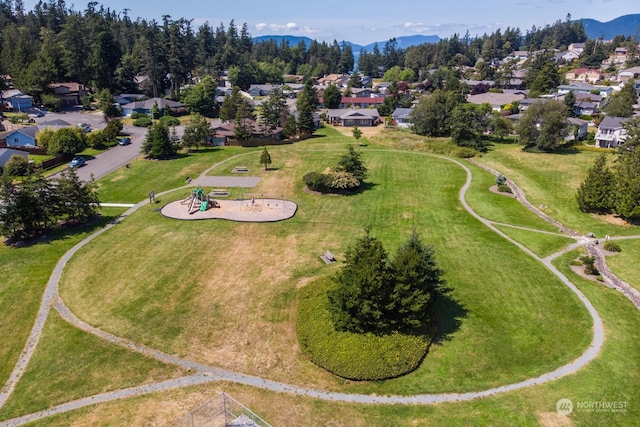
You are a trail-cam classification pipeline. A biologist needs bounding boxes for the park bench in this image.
[209,189,229,197]
[232,166,249,173]
[320,251,336,264]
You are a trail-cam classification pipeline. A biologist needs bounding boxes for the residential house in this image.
[566,117,589,140]
[326,109,380,127]
[505,115,588,140]
[568,43,586,54]
[115,93,146,106]
[1,126,39,147]
[0,147,28,172]
[316,74,350,87]
[38,119,72,130]
[503,51,530,64]
[1,89,33,111]
[212,119,283,144]
[573,100,599,117]
[565,68,603,84]
[339,97,385,109]
[466,90,527,112]
[557,83,614,98]
[617,66,640,96]
[121,97,185,116]
[50,82,88,106]
[595,116,630,148]
[560,50,580,63]
[350,88,377,98]
[603,47,629,66]
[391,107,413,128]
[248,84,280,97]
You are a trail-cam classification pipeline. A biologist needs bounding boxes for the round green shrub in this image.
[159,115,180,126]
[603,241,621,252]
[297,277,431,380]
[133,117,153,127]
[452,147,477,158]
[497,184,512,193]
[130,112,147,119]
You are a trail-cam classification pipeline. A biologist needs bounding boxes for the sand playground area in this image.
[160,196,297,222]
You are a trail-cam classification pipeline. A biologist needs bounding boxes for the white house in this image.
[595,116,630,148]
[391,108,413,128]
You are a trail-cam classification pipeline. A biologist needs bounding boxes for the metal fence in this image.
[168,392,272,427]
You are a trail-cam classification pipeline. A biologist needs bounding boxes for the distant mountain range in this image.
[254,14,640,51]
[579,14,640,40]
[253,34,441,53]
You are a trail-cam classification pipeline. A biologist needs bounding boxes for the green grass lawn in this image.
[0,311,185,420]
[477,142,638,237]
[605,239,640,292]
[58,142,592,396]
[0,211,123,389]
[1,126,638,426]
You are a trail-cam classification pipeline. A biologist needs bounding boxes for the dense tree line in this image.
[0,2,599,103]
[0,166,99,241]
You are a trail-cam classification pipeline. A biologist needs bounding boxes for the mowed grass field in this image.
[1,127,639,426]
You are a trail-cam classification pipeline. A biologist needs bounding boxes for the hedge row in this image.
[296,277,431,380]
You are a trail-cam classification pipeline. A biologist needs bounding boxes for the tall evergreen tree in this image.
[296,79,318,136]
[388,230,445,331]
[576,153,614,214]
[613,119,640,220]
[328,228,394,334]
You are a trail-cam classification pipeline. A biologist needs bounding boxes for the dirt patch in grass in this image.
[537,412,574,427]
[591,214,632,227]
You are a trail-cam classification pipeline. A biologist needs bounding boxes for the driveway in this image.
[38,108,182,181]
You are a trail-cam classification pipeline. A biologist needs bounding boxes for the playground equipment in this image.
[180,187,219,214]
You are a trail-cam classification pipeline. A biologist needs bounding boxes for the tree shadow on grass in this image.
[430,289,468,345]
[4,213,122,248]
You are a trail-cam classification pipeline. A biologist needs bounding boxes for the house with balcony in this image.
[595,116,629,148]
[565,68,603,84]
[50,82,88,106]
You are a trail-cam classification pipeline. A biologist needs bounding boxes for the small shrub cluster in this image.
[303,146,366,194]
[133,116,153,127]
[452,146,477,158]
[579,255,599,275]
[603,241,621,252]
[497,184,512,193]
[130,112,146,119]
[159,115,180,126]
[297,277,430,380]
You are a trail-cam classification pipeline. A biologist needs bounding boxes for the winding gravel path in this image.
[2,150,638,425]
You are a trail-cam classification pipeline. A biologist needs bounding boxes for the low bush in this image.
[303,171,331,192]
[579,255,599,275]
[452,146,477,158]
[133,117,153,127]
[603,241,621,252]
[497,184,512,193]
[159,115,180,126]
[569,259,583,266]
[131,112,147,120]
[297,277,430,380]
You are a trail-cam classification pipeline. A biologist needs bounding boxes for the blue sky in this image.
[24,0,639,44]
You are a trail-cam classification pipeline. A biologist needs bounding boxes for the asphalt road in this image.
[35,108,179,181]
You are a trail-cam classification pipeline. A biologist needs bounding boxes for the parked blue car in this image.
[68,156,86,168]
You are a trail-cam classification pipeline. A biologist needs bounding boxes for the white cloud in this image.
[253,22,321,35]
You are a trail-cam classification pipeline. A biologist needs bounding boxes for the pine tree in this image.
[328,228,394,334]
[296,79,318,136]
[388,230,445,331]
[576,154,614,213]
[613,119,640,220]
[260,147,272,170]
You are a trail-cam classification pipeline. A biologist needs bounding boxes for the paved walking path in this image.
[1,151,638,426]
